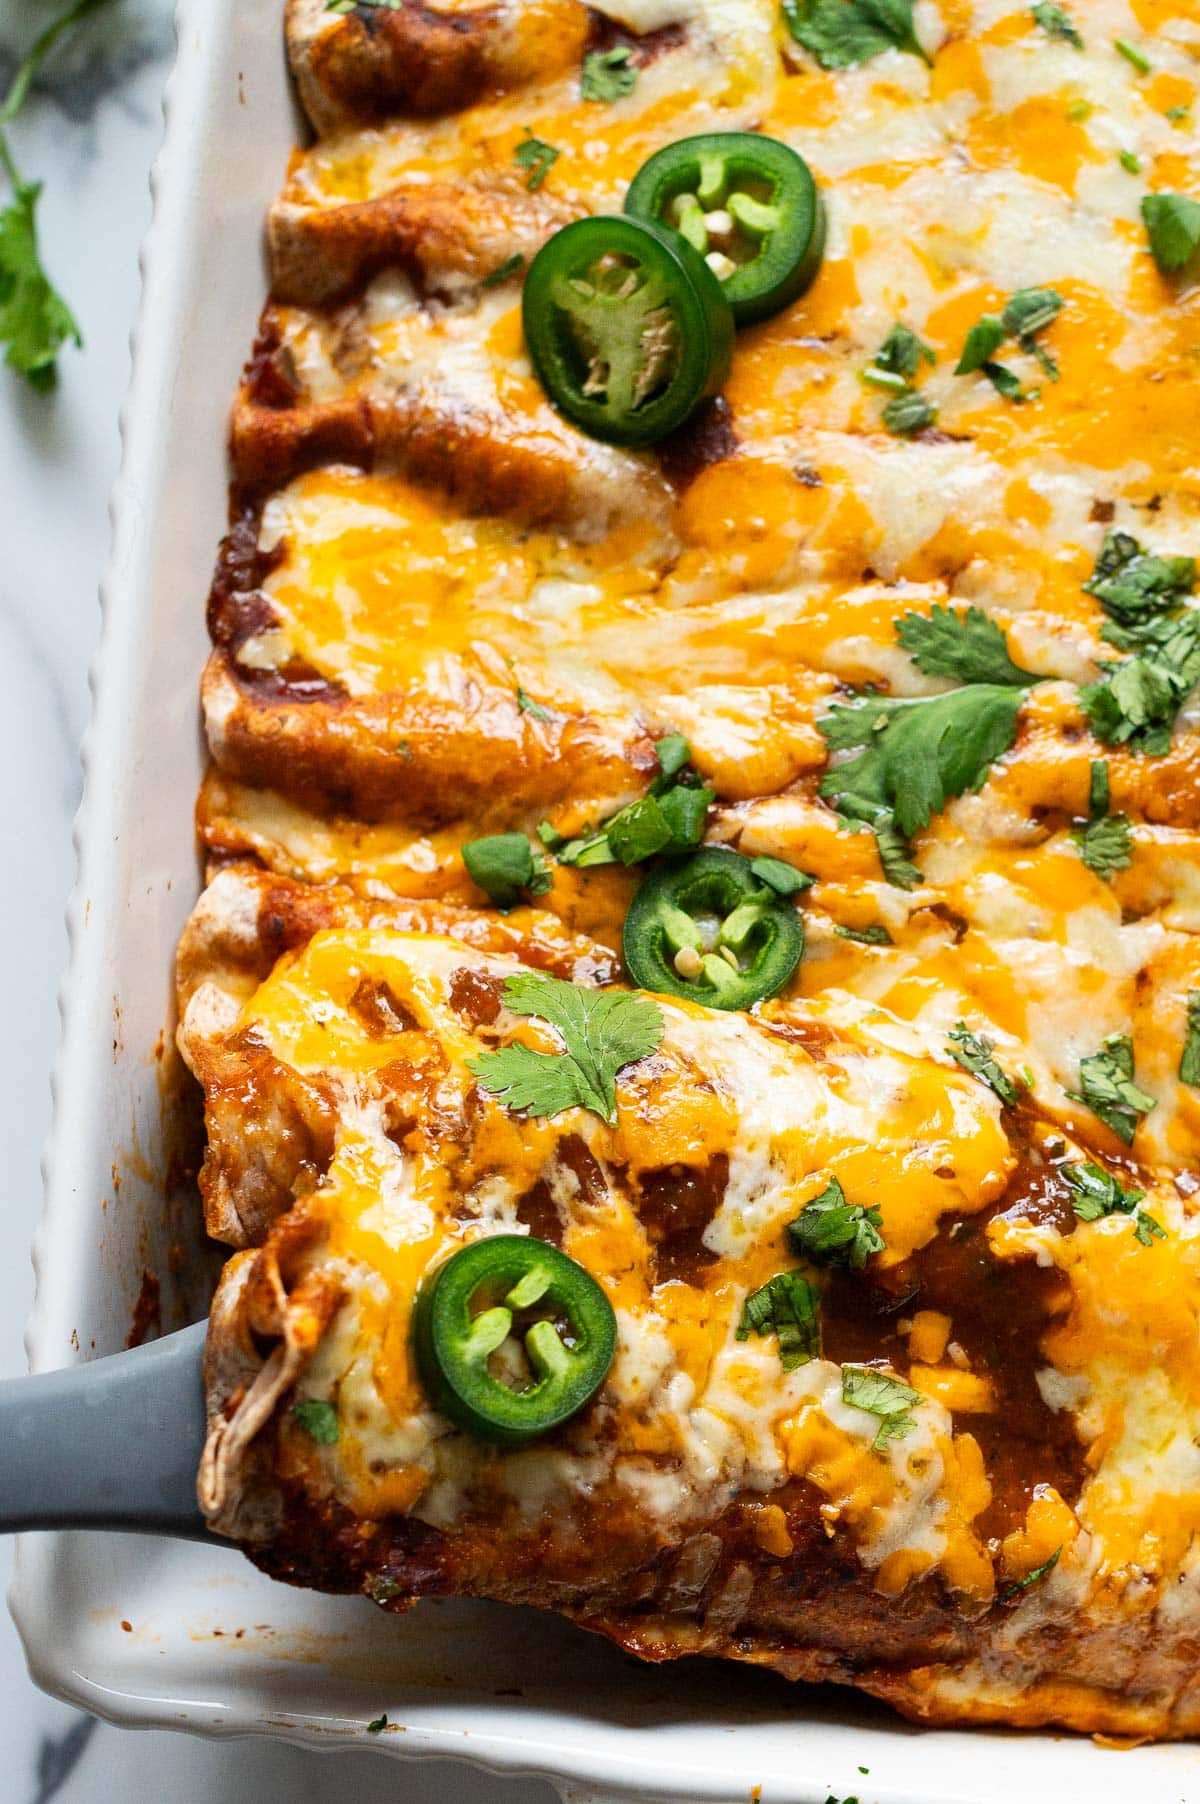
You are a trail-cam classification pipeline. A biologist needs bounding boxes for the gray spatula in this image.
[0,1323,211,1539]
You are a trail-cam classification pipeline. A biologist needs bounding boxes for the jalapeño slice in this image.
[413,1236,617,1444]
[623,847,804,1010]
[625,132,825,326]
[521,215,734,447]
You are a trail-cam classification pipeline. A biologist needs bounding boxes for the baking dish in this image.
[10,0,1200,1795]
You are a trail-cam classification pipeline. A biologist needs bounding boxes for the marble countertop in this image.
[0,4,558,1797]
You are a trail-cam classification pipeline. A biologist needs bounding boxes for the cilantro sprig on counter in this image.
[470,973,664,1125]
[1,0,118,388]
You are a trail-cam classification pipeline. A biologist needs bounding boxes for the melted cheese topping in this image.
[193,0,1200,1653]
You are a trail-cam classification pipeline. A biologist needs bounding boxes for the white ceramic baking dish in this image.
[11,1,1200,1795]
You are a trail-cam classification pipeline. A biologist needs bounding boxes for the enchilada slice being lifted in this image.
[181,0,1200,1742]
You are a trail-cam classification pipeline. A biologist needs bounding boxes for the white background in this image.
[0,2,559,1795]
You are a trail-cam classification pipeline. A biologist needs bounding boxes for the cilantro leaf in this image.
[0,0,124,389]
[819,685,1024,842]
[547,736,713,868]
[293,1399,339,1444]
[881,388,937,436]
[956,315,1005,375]
[470,974,664,1124]
[737,1271,821,1371]
[1179,991,1200,1085]
[1081,611,1200,754]
[514,134,560,191]
[0,175,79,388]
[366,1714,389,1734]
[841,1366,920,1451]
[1031,4,1082,47]
[1002,287,1064,341]
[326,0,402,10]
[783,0,930,68]
[750,855,813,897]
[786,1177,885,1269]
[462,833,552,907]
[872,321,934,381]
[1073,812,1133,879]
[834,922,892,944]
[1061,1160,1144,1222]
[896,605,1035,686]
[946,1022,1022,1106]
[998,1545,1062,1603]
[581,46,638,101]
[1062,1160,1169,1252]
[1069,1033,1155,1143]
[1084,529,1195,631]
[1088,758,1110,816]
[1142,192,1200,273]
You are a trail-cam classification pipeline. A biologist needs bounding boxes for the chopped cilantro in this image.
[1061,1160,1144,1221]
[1114,36,1151,74]
[872,321,935,381]
[1088,758,1110,816]
[1073,812,1133,879]
[1084,529,1195,632]
[1069,1034,1155,1144]
[782,0,929,68]
[470,973,664,1125]
[1142,191,1200,273]
[462,833,552,907]
[841,1366,919,1451]
[1119,149,1141,174]
[1135,1209,1167,1245]
[514,134,560,192]
[293,1399,339,1444]
[581,46,638,101]
[787,1176,886,1269]
[819,685,1024,886]
[946,1023,1022,1106]
[516,684,552,720]
[481,252,525,290]
[750,855,813,897]
[366,1713,389,1733]
[737,1271,821,1371]
[998,1545,1062,1602]
[896,604,1034,687]
[1081,611,1200,754]
[546,737,712,869]
[881,388,937,436]
[1179,991,1200,1086]
[1031,3,1082,46]
[834,922,893,945]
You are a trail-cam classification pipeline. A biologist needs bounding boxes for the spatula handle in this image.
[0,1322,211,1539]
